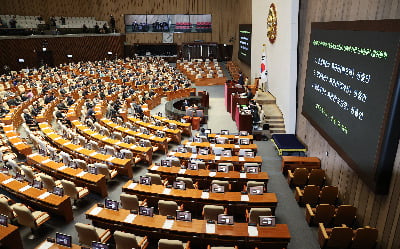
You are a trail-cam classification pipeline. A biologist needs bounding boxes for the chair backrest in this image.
[73,159,87,170]
[95,163,111,180]
[320,186,338,205]
[158,200,178,217]
[203,205,224,221]
[114,230,139,249]
[248,208,272,224]
[21,166,35,183]
[291,168,309,186]
[302,185,320,206]
[0,199,15,219]
[158,239,184,249]
[308,169,325,186]
[326,226,353,248]
[40,174,56,191]
[247,181,265,190]
[113,132,123,140]
[120,193,140,211]
[176,177,195,189]
[314,204,335,225]
[333,205,357,227]
[61,180,78,199]
[351,227,378,249]
[145,173,162,185]
[12,204,36,228]
[211,180,230,191]
[75,222,100,246]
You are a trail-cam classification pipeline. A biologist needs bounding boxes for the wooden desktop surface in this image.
[0,224,24,249]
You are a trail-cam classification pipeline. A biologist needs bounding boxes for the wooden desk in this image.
[168,152,262,169]
[3,125,33,156]
[0,172,73,222]
[152,115,192,136]
[27,153,108,197]
[281,156,321,175]
[35,240,82,249]
[128,116,182,144]
[0,224,24,249]
[182,140,258,153]
[207,134,254,143]
[86,204,290,249]
[148,164,268,191]
[122,181,277,217]
[235,105,253,134]
[224,83,245,113]
[39,122,133,178]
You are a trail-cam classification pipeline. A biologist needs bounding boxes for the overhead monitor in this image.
[302,20,400,194]
[238,24,252,65]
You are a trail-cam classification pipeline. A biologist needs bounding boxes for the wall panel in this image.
[297,0,400,248]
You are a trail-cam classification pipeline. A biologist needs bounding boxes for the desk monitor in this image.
[32,179,43,189]
[56,233,72,248]
[0,214,8,226]
[221,130,229,135]
[187,162,198,170]
[161,160,172,167]
[249,186,264,195]
[208,137,216,144]
[53,186,64,196]
[156,132,165,138]
[205,129,211,135]
[15,172,24,182]
[199,148,209,155]
[217,165,229,173]
[176,211,192,222]
[246,166,259,174]
[239,138,250,145]
[173,181,186,190]
[69,161,77,169]
[104,199,119,211]
[211,184,225,193]
[222,150,232,157]
[177,146,187,153]
[239,131,248,136]
[142,129,150,135]
[92,241,109,249]
[139,206,154,217]
[217,214,234,225]
[244,151,255,158]
[88,166,98,175]
[139,176,152,185]
[259,216,276,227]
[193,137,202,143]
[216,138,226,144]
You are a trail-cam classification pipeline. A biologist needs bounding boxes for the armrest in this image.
[245,208,249,222]
[288,170,294,179]
[184,241,191,249]
[193,182,199,190]
[98,228,111,241]
[179,203,184,211]
[305,204,314,225]
[318,222,329,248]
[138,235,148,249]
[294,187,303,203]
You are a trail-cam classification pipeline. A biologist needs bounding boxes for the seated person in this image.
[57,101,68,111]
[23,109,37,125]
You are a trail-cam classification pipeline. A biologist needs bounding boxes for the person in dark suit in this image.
[246,87,253,100]
[238,72,244,85]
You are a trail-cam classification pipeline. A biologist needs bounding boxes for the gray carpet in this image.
[5,83,321,249]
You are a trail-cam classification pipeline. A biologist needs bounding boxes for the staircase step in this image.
[270,127,286,134]
[269,123,286,128]
[255,91,276,104]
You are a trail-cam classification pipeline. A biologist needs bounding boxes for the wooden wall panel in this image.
[297,0,400,248]
[0,35,124,72]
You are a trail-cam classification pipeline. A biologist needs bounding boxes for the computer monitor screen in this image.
[104,199,119,211]
[205,129,211,135]
[173,181,186,190]
[139,176,152,185]
[0,214,8,226]
[217,214,234,225]
[239,138,250,145]
[56,233,72,247]
[69,161,77,169]
[221,130,229,135]
[88,166,98,175]
[244,151,255,158]
[246,166,259,174]
[53,186,64,196]
[249,186,264,195]
[156,132,165,138]
[143,129,150,135]
[211,184,225,193]
[259,216,276,227]
[217,165,229,173]
[199,148,208,155]
[18,58,25,63]
[239,131,248,136]
[216,138,226,144]
[222,150,232,157]
[193,137,202,143]
[177,146,187,153]
[32,179,43,189]
[139,206,154,217]
[66,54,73,58]
[92,241,109,249]
[176,211,192,221]
[161,160,171,167]
[187,163,198,170]
[15,173,24,182]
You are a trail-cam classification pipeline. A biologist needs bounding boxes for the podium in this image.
[235,105,253,133]
[231,94,249,120]
[224,82,245,112]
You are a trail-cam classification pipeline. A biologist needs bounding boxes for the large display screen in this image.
[238,24,252,65]
[124,14,211,33]
[302,20,400,194]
